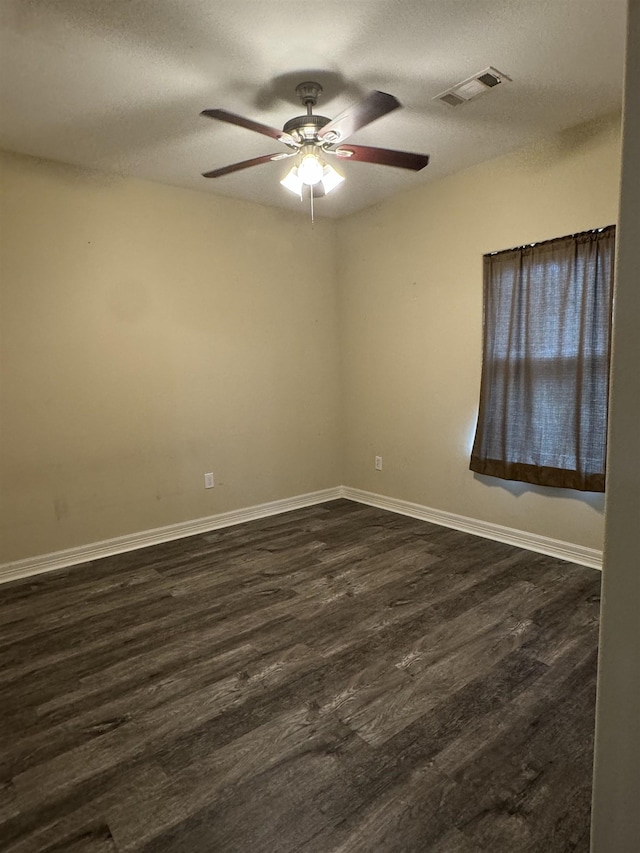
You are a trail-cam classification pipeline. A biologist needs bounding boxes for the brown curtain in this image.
[470,226,615,492]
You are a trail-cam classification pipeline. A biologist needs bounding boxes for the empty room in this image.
[1,1,638,852]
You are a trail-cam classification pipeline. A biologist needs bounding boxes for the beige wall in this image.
[592,0,640,847]
[0,112,622,564]
[337,114,621,551]
[0,151,341,562]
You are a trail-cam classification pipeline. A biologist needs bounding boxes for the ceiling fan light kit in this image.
[279,140,345,199]
[200,80,430,215]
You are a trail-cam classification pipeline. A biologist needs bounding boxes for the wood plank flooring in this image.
[0,500,601,852]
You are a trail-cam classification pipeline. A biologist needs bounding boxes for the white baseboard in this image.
[0,484,602,585]
[0,487,342,585]
[342,487,603,570]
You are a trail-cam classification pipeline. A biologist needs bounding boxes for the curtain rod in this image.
[485,225,615,257]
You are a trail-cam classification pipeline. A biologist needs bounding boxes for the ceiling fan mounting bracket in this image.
[295,81,323,107]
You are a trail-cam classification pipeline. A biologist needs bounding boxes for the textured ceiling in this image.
[0,0,627,218]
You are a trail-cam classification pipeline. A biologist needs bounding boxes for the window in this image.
[470,226,615,492]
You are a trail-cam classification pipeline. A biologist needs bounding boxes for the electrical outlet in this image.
[204,472,215,489]
[375,456,383,471]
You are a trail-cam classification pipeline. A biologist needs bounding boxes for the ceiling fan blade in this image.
[200,109,297,146]
[202,152,294,179]
[332,144,430,171]
[318,91,401,144]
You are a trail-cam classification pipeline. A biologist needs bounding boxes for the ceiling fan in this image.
[200,82,430,202]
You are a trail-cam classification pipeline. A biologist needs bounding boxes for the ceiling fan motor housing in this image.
[282,113,331,144]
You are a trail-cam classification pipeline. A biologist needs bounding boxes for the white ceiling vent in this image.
[434,67,511,106]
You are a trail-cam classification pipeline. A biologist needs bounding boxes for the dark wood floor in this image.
[0,500,601,852]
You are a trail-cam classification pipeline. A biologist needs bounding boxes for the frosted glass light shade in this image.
[280,166,303,197]
[321,163,344,194]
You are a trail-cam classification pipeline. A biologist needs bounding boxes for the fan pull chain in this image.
[310,184,314,223]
